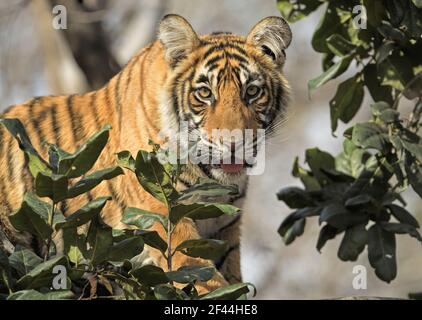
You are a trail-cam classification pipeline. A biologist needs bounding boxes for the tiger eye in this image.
[197,87,212,99]
[246,85,260,98]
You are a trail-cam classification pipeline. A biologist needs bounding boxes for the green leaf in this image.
[282,218,306,245]
[368,224,397,283]
[154,283,187,300]
[387,204,420,228]
[277,0,323,23]
[166,266,215,284]
[108,237,144,261]
[276,187,315,209]
[9,193,53,240]
[405,153,422,197]
[352,123,390,152]
[16,255,68,289]
[379,54,415,91]
[135,230,168,254]
[122,207,168,231]
[57,125,111,178]
[412,0,422,8]
[363,0,386,27]
[7,289,74,300]
[200,282,255,300]
[400,130,422,163]
[316,224,339,252]
[375,40,395,64]
[319,203,368,229]
[305,148,336,184]
[311,4,350,53]
[338,224,368,261]
[292,157,321,191]
[330,75,364,132]
[326,34,355,57]
[380,222,422,242]
[170,203,239,225]
[67,166,124,199]
[116,151,136,171]
[8,246,43,278]
[308,55,353,90]
[130,265,168,286]
[377,21,407,44]
[345,194,374,209]
[0,118,52,178]
[0,250,13,292]
[279,207,320,240]
[135,150,177,204]
[403,74,422,100]
[47,144,71,171]
[55,197,110,230]
[35,172,68,202]
[178,178,238,203]
[363,64,394,104]
[175,239,227,261]
[85,215,113,266]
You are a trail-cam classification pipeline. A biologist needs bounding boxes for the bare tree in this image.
[49,0,120,89]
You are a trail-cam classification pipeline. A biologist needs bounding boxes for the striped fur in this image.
[0,15,291,292]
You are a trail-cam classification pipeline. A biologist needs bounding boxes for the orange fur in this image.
[0,15,292,291]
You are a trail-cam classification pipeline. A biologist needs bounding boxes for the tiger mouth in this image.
[199,159,254,175]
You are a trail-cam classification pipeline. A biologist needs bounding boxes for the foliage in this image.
[0,119,254,300]
[277,0,422,283]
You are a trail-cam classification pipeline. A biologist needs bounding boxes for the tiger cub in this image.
[0,14,291,292]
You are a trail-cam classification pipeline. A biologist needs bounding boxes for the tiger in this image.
[0,14,291,293]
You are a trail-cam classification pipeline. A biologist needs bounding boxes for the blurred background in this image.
[0,0,420,299]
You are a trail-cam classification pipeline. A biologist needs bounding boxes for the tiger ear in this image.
[246,16,292,66]
[158,14,200,66]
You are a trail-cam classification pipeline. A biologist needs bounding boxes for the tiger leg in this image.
[213,215,242,284]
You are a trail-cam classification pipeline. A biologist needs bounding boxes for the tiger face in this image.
[158,15,292,185]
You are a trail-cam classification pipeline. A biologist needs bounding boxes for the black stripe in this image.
[60,200,68,215]
[125,61,135,96]
[28,98,46,145]
[107,181,125,211]
[213,215,241,238]
[6,135,15,183]
[115,72,124,131]
[0,130,12,213]
[207,63,221,72]
[0,128,4,156]
[66,95,80,144]
[21,157,32,194]
[50,104,61,145]
[226,52,249,64]
[197,163,214,179]
[205,54,225,68]
[203,43,248,60]
[89,92,102,131]
[215,244,240,270]
[1,137,15,212]
[178,177,193,188]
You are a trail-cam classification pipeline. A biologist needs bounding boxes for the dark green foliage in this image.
[277,0,422,283]
[0,120,253,300]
